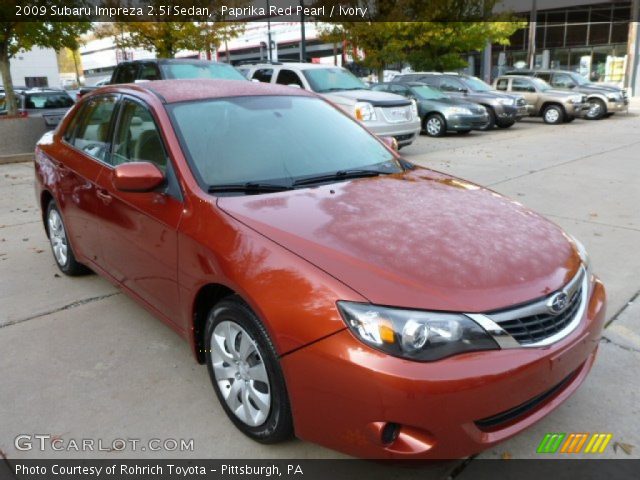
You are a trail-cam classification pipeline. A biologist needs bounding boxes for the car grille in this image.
[380,106,413,123]
[485,268,586,346]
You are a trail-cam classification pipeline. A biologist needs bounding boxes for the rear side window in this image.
[438,77,465,92]
[138,63,161,81]
[112,64,138,84]
[536,72,552,82]
[495,79,509,91]
[276,69,304,88]
[70,96,119,162]
[252,68,274,83]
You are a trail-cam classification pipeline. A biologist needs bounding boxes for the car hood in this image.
[322,89,411,107]
[421,97,486,111]
[577,83,623,94]
[217,168,580,313]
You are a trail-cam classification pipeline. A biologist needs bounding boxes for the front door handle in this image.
[96,189,112,205]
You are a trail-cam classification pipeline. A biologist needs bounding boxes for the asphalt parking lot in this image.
[1,103,639,474]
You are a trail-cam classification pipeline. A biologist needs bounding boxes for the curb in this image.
[0,153,33,165]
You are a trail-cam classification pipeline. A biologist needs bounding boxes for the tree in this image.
[0,2,90,115]
[316,0,525,81]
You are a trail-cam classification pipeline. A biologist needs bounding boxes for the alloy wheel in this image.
[586,100,603,119]
[210,320,271,427]
[544,108,560,124]
[48,208,68,266]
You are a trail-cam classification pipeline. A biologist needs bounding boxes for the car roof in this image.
[248,62,342,70]
[115,79,315,104]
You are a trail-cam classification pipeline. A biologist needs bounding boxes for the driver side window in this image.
[111,99,168,171]
[438,77,465,92]
[70,95,118,162]
[551,74,575,89]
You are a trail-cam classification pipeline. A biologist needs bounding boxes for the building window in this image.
[24,77,48,88]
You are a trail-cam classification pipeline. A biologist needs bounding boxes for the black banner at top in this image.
[2,0,637,23]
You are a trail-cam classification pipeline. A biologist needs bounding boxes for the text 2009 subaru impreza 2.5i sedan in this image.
[34,79,606,459]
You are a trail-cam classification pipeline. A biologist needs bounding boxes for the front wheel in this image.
[424,114,446,137]
[46,201,90,276]
[585,98,606,120]
[496,120,515,129]
[205,297,293,443]
[477,107,496,131]
[543,105,564,124]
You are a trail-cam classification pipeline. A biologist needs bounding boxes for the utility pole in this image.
[266,0,273,61]
[527,0,537,69]
[300,0,306,62]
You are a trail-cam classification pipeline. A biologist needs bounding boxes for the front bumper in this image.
[281,278,606,459]
[365,117,422,147]
[566,102,590,117]
[444,113,490,131]
[607,99,628,114]
[494,104,527,122]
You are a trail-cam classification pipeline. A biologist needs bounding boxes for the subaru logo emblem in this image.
[548,292,569,314]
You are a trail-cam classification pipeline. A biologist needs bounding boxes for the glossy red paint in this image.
[34,79,606,460]
[112,162,165,192]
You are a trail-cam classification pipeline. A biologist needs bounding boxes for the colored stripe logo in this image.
[537,433,612,454]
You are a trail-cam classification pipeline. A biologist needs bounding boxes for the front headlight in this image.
[337,302,499,361]
[445,106,472,115]
[497,98,515,106]
[410,99,418,119]
[606,93,619,101]
[354,102,377,122]
[569,94,583,103]
[570,235,591,278]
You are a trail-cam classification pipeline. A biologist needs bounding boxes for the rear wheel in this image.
[46,201,89,276]
[585,98,606,120]
[424,114,446,137]
[543,105,564,124]
[205,297,293,443]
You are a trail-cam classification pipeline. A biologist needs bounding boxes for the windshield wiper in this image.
[317,87,362,93]
[208,182,293,194]
[293,169,384,187]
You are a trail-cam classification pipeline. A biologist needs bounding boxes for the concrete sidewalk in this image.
[0,105,638,475]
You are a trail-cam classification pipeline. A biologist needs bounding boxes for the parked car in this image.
[243,62,421,148]
[372,82,489,136]
[493,75,589,124]
[78,58,246,97]
[393,72,528,130]
[0,87,75,127]
[35,79,606,460]
[505,69,628,120]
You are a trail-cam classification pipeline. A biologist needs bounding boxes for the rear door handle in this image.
[96,189,112,205]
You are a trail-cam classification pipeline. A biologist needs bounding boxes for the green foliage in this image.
[0,1,90,114]
[317,0,526,80]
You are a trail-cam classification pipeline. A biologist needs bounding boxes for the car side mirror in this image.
[112,162,165,192]
[379,136,398,151]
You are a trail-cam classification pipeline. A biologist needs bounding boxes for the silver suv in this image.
[242,63,421,148]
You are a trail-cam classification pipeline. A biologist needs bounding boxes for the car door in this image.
[59,94,120,266]
[511,77,538,109]
[94,96,183,324]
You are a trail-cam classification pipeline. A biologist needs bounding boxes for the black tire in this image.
[457,129,472,135]
[496,120,515,129]
[423,113,446,137]
[542,105,564,125]
[46,201,90,276]
[478,107,496,131]
[565,116,576,123]
[204,297,294,444]
[585,98,606,120]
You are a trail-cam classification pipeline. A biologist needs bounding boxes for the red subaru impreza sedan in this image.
[34,79,606,459]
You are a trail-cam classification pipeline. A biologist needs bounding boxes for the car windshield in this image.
[410,85,447,100]
[531,77,551,91]
[25,92,74,109]
[462,76,493,92]
[302,68,367,93]
[168,95,400,193]
[159,62,246,81]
